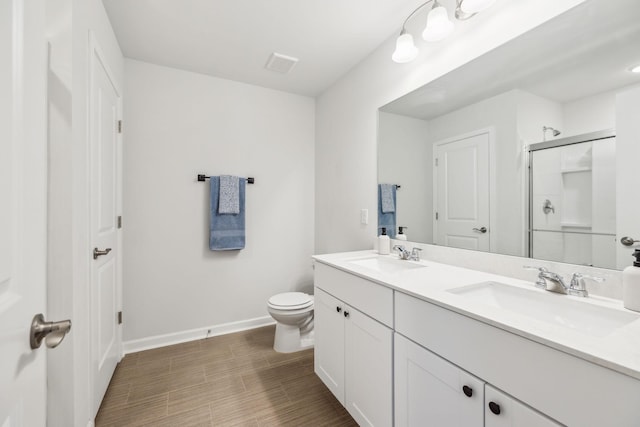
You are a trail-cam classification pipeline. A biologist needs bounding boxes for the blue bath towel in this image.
[378,184,396,238]
[210,176,246,250]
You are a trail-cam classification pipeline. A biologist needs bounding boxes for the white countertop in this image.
[313,250,640,381]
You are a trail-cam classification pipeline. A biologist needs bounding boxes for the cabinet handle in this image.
[462,385,473,397]
[336,306,342,313]
[344,311,350,318]
[488,401,501,415]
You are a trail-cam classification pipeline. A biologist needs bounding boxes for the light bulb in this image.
[460,0,496,14]
[631,64,640,73]
[422,4,454,42]
[392,33,418,63]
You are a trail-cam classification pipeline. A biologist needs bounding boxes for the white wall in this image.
[563,90,616,137]
[122,60,315,345]
[315,0,586,255]
[45,1,73,425]
[378,112,431,243]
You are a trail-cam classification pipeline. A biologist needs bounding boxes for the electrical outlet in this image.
[360,209,369,225]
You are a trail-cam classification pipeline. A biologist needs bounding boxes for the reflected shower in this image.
[542,126,562,141]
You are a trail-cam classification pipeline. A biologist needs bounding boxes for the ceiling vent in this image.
[265,53,299,74]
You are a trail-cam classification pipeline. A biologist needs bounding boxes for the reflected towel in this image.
[380,184,395,213]
[210,176,246,250]
[378,184,396,239]
[219,175,240,214]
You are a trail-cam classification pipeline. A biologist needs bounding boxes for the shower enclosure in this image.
[528,130,617,269]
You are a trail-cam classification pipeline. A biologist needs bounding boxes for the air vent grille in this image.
[265,53,299,74]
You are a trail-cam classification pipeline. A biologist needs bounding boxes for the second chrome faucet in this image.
[523,266,604,297]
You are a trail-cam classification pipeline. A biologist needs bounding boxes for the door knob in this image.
[472,227,487,233]
[93,247,112,259]
[621,237,639,247]
[30,313,72,349]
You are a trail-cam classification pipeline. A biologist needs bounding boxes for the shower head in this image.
[542,126,561,140]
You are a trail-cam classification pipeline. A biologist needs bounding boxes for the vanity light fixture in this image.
[392,0,495,63]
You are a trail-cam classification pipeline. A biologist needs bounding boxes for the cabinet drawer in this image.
[315,262,393,327]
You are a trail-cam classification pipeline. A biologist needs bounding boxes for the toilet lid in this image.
[268,292,312,309]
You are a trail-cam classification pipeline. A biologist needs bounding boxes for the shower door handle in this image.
[473,227,487,234]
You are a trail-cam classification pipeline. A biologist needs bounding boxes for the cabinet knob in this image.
[336,306,342,313]
[462,385,473,397]
[488,401,501,415]
[344,311,350,318]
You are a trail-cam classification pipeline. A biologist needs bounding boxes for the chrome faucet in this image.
[523,266,605,297]
[393,245,423,261]
[393,245,411,260]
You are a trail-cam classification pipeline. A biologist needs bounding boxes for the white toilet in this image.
[267,292,314,353]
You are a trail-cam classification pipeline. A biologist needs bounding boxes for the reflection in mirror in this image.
[377,0,640,269]
[529,131,616,269]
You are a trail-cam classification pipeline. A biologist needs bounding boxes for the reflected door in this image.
[434,132,490,251]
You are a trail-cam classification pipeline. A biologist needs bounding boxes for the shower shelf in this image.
[560,167,591,173]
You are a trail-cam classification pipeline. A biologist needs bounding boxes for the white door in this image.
[89,39,122,416]
[344,305,393,427]
[394,334,484,427]
[0,0,48,425]
[434,132,490,251]
[485,385,562,427]
[616,86,640,269]
[314,287,345,403]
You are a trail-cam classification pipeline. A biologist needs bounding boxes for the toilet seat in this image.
[268,292,313,311]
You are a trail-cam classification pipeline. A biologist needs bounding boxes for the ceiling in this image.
[102,0,427,97]
[382,0,640,120]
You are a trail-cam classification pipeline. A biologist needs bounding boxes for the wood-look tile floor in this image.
[95,325,358,427]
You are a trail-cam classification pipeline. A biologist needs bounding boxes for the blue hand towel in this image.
[210,176,246,250]
[380,184,395,213]
[378,184,396,238]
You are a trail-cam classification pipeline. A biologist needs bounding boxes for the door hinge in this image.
[117,215,122,229]
[435,158,439,166]
[435,212,439,220]
[118,311,123,325]
[117,120,122,133]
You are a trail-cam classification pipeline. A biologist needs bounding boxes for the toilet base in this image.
[273,323,314,353]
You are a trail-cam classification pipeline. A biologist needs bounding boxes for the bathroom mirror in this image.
[377,0,640,270]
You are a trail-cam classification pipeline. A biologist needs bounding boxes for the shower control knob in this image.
[336,306,342,313]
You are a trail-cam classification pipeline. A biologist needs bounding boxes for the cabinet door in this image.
[345,305,393,427]
[395,333,484,427]
[485,385,563,427]
[314,287,345,403]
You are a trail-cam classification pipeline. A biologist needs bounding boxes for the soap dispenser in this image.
[378,228,390,255]
[623,249,640,312]
[396,226,408,241]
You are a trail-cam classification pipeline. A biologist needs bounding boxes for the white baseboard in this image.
[122,316,275,354]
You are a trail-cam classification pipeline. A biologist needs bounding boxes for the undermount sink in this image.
[448,281,640,338]
[347,255,427,274]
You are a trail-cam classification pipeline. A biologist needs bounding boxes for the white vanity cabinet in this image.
[314,263,393,427]
[395,333,484,426]
[395,332,562,427]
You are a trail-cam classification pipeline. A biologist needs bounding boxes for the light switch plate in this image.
[360,209,369,225]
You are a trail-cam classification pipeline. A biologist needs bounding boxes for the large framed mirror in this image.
[377,0,640,270]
